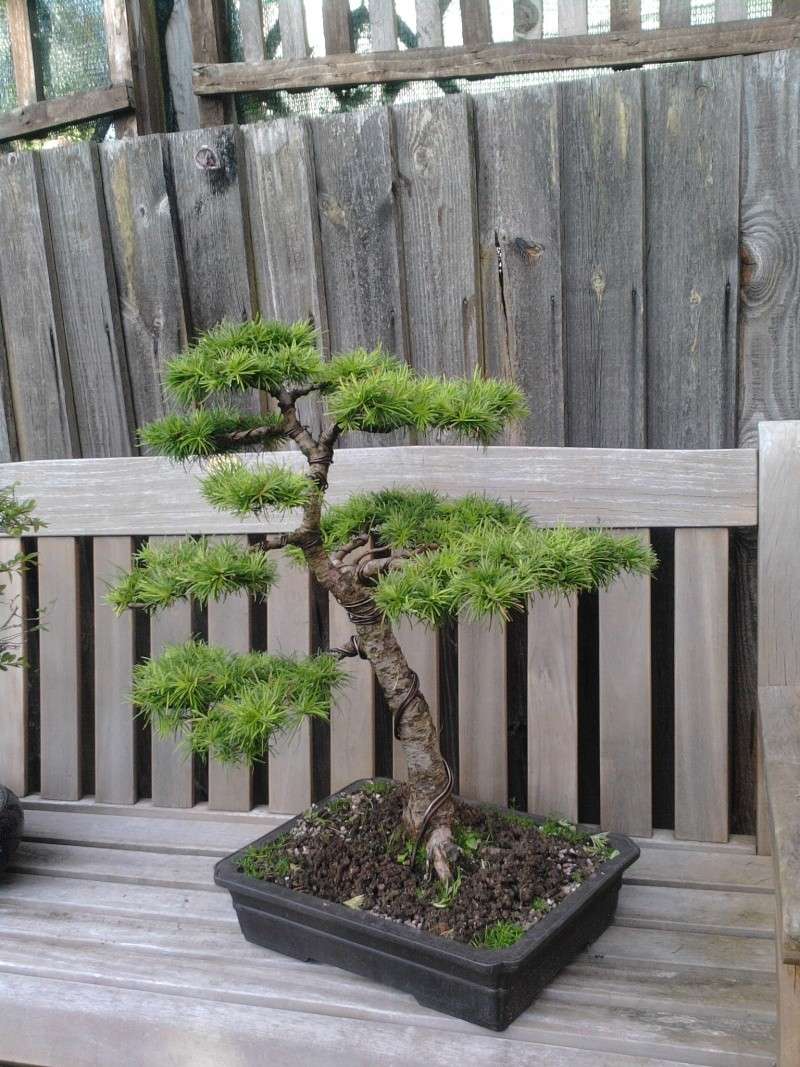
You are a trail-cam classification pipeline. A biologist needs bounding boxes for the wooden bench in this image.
[0,425,797,1066]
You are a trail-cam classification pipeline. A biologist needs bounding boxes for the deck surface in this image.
[0,802,778,1066]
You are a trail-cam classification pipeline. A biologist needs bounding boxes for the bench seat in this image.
[0,802,778,1066]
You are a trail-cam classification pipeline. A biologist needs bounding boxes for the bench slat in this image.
[458,618,507,804]
[329,597,375,791]
[39,538,81,801]
[599,530,652,837]
[207,536,253,813]
[93,537,135,805]
[149,537,194,809]
[0,537,27,796]
[267,554,313,813]
[674,528,729,843]
[527,595,579,821]
[392,620,439,782]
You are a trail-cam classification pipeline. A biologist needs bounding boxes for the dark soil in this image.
[239,782,618,947]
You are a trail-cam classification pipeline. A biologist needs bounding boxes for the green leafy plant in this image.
[431,868,463,909]
[471,920,525,950]
[108,315,656,884]
[453,825,483,856]
[0,485,42,671]
[531,897,551,917]
[239,838,292,879]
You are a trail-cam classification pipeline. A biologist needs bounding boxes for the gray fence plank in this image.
[475,86,564,446]
[645,57,741,450]
[39,143,134,458]
[278,0,309,57]
[370,0,398,49]
[100,136,189,428]
[415,0,444,47]
[312,107,406,359]
[394,95,481,379]
[0,152,76,459]
[0,538,27,796]
[93,537,136,806]
[561,71,645,448]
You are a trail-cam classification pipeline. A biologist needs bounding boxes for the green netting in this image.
[31,0,108,98]
[0,0,16,111]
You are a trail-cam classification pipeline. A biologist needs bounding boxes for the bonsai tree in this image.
[109,318,654,881]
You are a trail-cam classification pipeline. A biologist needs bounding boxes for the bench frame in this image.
[0,423,797,1062]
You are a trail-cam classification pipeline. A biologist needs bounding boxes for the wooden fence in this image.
[0,50,798,832]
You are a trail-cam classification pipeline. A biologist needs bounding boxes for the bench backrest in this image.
[0,441,761,843]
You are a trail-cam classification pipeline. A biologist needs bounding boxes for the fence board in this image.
[0,538,27,796]
[149,537,194,808]
[475,86,563,446]
[645,57,741,450]
[527,596,578,822]
[100,136,189,427]
[458,618,507,804]
[659,0,692,27]
[392,620,439,781]
[239,0,265,62]
[517,0,544,38]
[322,0,353,54]
[312,108,406,359]
[610,0,641,30]
[599,530,652,837]
[329,598,375,791]
[674,528,729,842]
[39,144,134,458]
[207,536,252,812]
[394,96,481,378]
[415,0,444,47]
[0,324,14,464]
[561,72,645,448]
[93,537,136,806]
[0,152,76,459]
[267,553,313,813]
[7,0,40,107]
[461,0,492,45]
[716,0,747,19]
[370,0,398,50]
[38,538,81,801]
[279,0,309,58]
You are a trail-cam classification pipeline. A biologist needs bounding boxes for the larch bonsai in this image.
[109,318,655,882]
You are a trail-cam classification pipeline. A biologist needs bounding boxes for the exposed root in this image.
[427,824,458,883]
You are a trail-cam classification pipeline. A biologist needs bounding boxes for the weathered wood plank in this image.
[123,0,168,136]
[392,620,439,781]
[645,57,741,450]
[475,85,563,446]
[149,537,194,809]
[38,539,81,801]
[165,0,204,131]
[329,598,374,791]
[39,143,135,458]
[322,0,352,54]
[461,0,492,45]
[517,0,544,39]
[7,0,41,107]
[312,107,406,358]
[658,0,691,27]
[587,925,775,975]
[616,884,774,938]
[394,95,481,378]
[194,20,800,94]
[267,554,313,814]
[4,446,758,536]
[458,618,506,804]
[93,537,136,806]
[599,531,652,837]
[415,0,444,47]
[370,0,398,50]
[716,0,747,19]
[279,0,309,58]
[527,596,578,821]
[777,956,800,1067]
[187,0,225,127]
[207,537,252,812]
[610,0,641,30]
[674,529,729,843]
[628,848,773,894]
[555,0,584,36]
[166,126,254,336]
[0,323,16,464]
[0,84,134,142]
[100,135,189,427]
[0,538,27,796]
[103,0,134,137]
[238,0,265,62]
[0,152,76,459]
[561,71,645,448]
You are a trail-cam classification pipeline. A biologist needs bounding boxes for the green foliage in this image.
[201,461,315,516]
[164,317,321,404]
[471,921,525,950]
[531,897,551,916]
[139,409,286,461]
[361,779,393,797]
[538,818,619,862]
[239,838,292,880]
[0,485,42,672]
[0,484,43,536]
[131,640,345,763]
[107,538,277,613]
[453,825,483,856]
[431,868,463,908]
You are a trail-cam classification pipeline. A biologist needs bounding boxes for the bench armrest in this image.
[759,686,800,964]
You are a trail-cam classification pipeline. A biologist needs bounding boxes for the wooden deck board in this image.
[0,809,777,1066]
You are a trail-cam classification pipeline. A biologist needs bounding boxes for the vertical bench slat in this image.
[527,596,579,822]
[0,537,27,796]
[149,537,193,808]
[674,528,729,842]
[329,597,375,792]
[93,537,136,805]
[458,618,507,804]
[393,620,439,781]
[39,538,81,801]
[207,536,252,812]
[599,529,652,836]
[267,553,313,813]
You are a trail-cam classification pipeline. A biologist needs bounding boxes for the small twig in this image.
[251,533,291,552]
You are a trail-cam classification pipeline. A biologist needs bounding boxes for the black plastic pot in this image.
[215,780,639,1031]
[0,785,23,874]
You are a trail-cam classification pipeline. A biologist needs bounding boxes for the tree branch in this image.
[251,533,291,552]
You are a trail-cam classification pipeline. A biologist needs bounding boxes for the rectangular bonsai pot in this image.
[214,779,640,1031]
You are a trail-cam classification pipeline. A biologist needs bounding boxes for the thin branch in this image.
[215,424,287,450]
[251,533,291,552]
[331,533,369,563]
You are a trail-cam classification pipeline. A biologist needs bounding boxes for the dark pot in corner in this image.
[0,785,24,874]
[214,780,639,1031]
